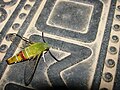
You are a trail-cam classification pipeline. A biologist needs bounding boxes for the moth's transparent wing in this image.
[24,54,42,86]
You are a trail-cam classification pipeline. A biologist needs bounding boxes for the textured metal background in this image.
[0,0,120,90]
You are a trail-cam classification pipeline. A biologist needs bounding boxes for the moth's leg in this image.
[42,51,46,62]
[41,51,48,67]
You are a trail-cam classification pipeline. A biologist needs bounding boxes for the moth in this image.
[6,32,59,86]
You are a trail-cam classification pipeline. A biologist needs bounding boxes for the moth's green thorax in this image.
[23,42,50,59]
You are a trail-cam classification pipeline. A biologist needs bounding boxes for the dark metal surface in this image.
[0,0,120,90]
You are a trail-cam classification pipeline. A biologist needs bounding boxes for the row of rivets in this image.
[11,3,32,31]
[0,0,18,23]
[105,3,120,69]
[0,1,20,54]
[0,1,34,53]
[100,2,120,90]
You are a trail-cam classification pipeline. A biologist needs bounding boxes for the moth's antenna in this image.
[42,32,46,43]
[41,32,60,62]
[48,50,60,62]
[10,33,33,44]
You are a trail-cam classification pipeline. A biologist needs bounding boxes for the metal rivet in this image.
[105,59,115,68]
[103,72,113,82]
[109,46,117,54]
[19,13,26,19]
[24,4,31,10]
[113,24,120,31]
[117,5,120,11]
[111,35,119,43]
[0,8,7,23]
[116,15,120,20]
[6,33,15,41]
[12,23,20,30]
[99,88,108,90]
[0,44,8,53]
